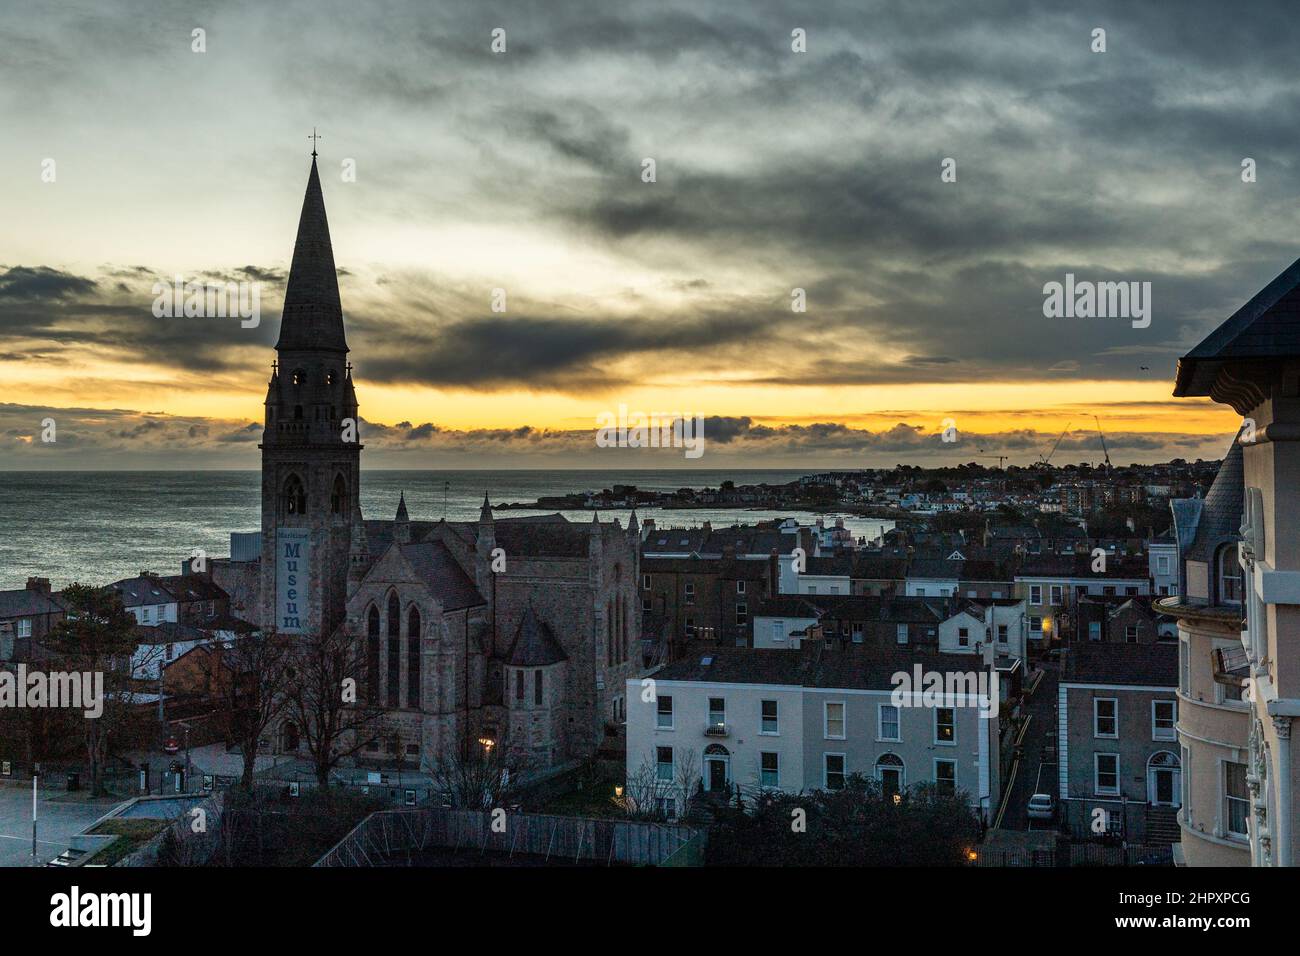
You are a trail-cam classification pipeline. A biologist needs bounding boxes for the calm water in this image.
[0,470,892,590]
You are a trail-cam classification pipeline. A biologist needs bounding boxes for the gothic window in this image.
[407,608,421,708]
[387,592,401,706]
[515,669,524,701]
[283,474,307,516]
[534,669,543,706]
[331,474,347,516]
[291,368,305,386]
[325,370,336,386]
[366,605,380,704]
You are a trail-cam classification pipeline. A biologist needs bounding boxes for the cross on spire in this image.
[308,127,322,156]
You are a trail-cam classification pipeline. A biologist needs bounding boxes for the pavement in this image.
[993,661,1060,832]
[0,783,125,867]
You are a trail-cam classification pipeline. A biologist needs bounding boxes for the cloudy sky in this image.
[1,0,1287,469]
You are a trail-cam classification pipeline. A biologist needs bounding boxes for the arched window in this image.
[294,404,304,421]
[386,593,401,706]
[325,370,336,386]
[366,605,380,704]
[407,607,421,708]
[331,474,347,516]
[291,368,305,386]
[283,474,307,516]
[1218,543,1243,606]
[876,753,905,796]
[534,669,543,706]
[282,722,299,751]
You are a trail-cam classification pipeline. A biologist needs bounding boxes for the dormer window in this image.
[1218,543,1243,606]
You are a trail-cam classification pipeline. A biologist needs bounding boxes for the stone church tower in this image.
[258,153,362,638]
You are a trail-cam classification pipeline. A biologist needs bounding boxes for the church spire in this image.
[275,154,348,354]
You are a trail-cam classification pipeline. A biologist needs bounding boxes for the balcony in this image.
[704,722,729,738]
[1212,645,1250,689]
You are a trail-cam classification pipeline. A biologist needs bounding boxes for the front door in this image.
[1154,769,1174,805]
[707,758,727,792]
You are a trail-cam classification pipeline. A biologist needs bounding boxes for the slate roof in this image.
[493,517,591,558]
[1175,254,1300,396]
[655,645,986,691]
[132,622,209,645]
[108,576,178,607]
[158,575,227,604]
[0,588,63,619]
[1185,440,1243,565]
[275,156,348,353]
[907,558,963,579]
[851,554,909,579]
[505,606,568,666]
[398,541,485,610]
[1063,642,1177,687]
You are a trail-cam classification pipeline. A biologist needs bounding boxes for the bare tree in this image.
[282,624,385,788]
[425,742,530,810]
[674,748,700,820]
[193,633,292,791]
[46,584,146,795]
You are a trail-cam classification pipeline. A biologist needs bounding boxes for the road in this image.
[993,662,1059,831]
[0,783,125,867]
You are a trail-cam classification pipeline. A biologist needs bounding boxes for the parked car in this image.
[1027,792,1056,820]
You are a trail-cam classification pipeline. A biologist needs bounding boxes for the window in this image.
[1219,544,1243,605]
[1103,586,1116,596]
[958,627,969,647]
[852,623,864,644]
[283,474,307,516]
[1050,585,1063,605]
[684,582,695,604]
[877,753,904,794]
[1125,586,1138,596]
[642,574,650,590]
[642,597,651,613]
[1095,753,1120,795]
[1125,624,1139,643]
[896,623,908,645]
[997,624,1008,643]
[879,704,900,741]
[515,669,523,701]
[736,580,746,594]
[1030,616,1042,633]
[760,752,779,788]
[656,797,678,819]
[386,593,401,706]
[1152,700,1176,740]
[824,701,845,739]
[1088,621,1101,641]
[934,759,956,795]
[534,669,543,706]
[1179,640,1190,695]
[407,608,421,708]
[736,603,748,625]
[935,708,955,744]
[1225,761,1249,837]
[330,474,347,516]
[16,619,31,639]
[366,605,380,704]
[1030,585,1043,604]
[142,607,152,623]
[760,700,779,734]
[1094,698,1118,738]
[656,746,673,782]
[656,695,673,729]
[824,753,846,790]
[708,697,725,729]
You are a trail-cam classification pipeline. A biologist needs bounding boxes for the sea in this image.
[0,470,893,590]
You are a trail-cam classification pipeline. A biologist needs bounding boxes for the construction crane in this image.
[1095,416,1112,471]
[974,453,1008,469]
[1038,423,1071,466]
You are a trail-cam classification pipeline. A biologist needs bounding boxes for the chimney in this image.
[25,577,51,595]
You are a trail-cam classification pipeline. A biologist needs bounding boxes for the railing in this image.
[314,807,705,867]
[704,722,729,737]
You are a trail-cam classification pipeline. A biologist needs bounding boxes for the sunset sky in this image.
[1,0,1285,469]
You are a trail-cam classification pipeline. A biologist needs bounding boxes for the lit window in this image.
[935,708,955,744]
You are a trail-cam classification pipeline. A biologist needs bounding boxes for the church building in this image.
[230,153,641,774]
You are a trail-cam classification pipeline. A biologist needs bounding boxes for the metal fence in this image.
[315,808,705,867]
